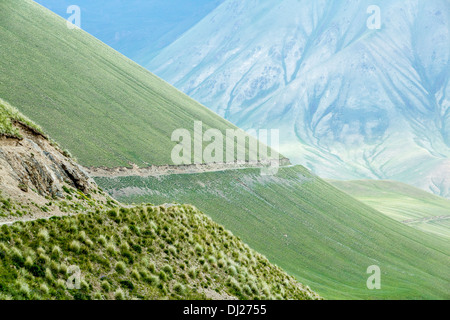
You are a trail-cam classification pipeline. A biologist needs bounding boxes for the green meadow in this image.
[329,180,450,239]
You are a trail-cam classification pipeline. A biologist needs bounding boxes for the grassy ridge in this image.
[0,203,318,300]
[96,166,450,299]
[0,100,315,300]
[0,98,44,138]
[329,180,450,239]
[0,0,266,167]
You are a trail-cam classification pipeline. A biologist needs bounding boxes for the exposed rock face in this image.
[0,122,95,198]
[0,121,111,224]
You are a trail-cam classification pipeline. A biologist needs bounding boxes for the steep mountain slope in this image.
[95,167,450,300]
[0,99,318,300]
[0,0,269,168]
[148,0,450,198]
[329,180,450,239]
[0,204,320,300]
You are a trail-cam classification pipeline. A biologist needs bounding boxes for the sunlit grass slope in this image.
[0,204,318,300]
[96,166,450,300]
[329,180,450,239]
[0,0,258,167]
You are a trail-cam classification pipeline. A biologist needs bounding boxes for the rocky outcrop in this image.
[0,121,111,224]
[0,122,95,198]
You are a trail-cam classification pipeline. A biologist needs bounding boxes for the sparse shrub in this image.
[38,228,49,241]
[115,261,127,274]
[243,284,253,296]
[145,274,159,286]
[40,283,49,295]
[114,289,125,300]
[107,209,119,218]
[78,231,86,242]
[121,225,129,235]
[69,240,81,253]
[131,269,140,280]
[0,293,12,301]
[148,262,156,274]
[228,277,242,295]
[120,280,134,291]
[24,256,33,268]
[62,186,72,194]
[29,264,45,278]
[106,243,117,255]
[51,246,62,259]
[60,263,68,275]
[50,261,60,273]
[168,245,177,256]
[173,283,185,296]
[85,239,94,247]
[149,221,158,231]
[218,259,226,268]
[132,244,142,253]
[195,243,204,254]
[218,251,226,259]
[0,243,9,255]
[101,280,110,292]
[249,282,259,295]
[80,280,90,291]
[0,203,318,301]
[228,265,238,276]
[56,279,66,289]
[120,242,130,252]
[208,256,217,265]
[188,268,197,279]
[93,292,103,300]
[159,270,167,282]
[98,235,107,246]
[11,247,24,266]
[162,265,173,276]
[17,281,30,297]
[45,268,53,281]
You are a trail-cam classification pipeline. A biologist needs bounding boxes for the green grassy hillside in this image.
[0,0,269,167]
[329,180,450,239]
[96,166,450,299]
[0,204,318,300]
[0,100,317,300]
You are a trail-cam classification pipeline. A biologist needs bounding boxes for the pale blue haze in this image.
[34,0,224,61]
[148,0,450,198]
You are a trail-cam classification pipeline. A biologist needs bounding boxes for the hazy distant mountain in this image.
[147,0,450,198]
[35,0,224,60]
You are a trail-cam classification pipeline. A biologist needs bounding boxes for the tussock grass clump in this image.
[0,204,319,300]
[114,289,125,300]
[69,241,81,253]
[115,262,127,275]
[37,229,49,242]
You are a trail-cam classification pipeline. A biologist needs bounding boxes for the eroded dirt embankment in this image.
[0,121,108,223]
